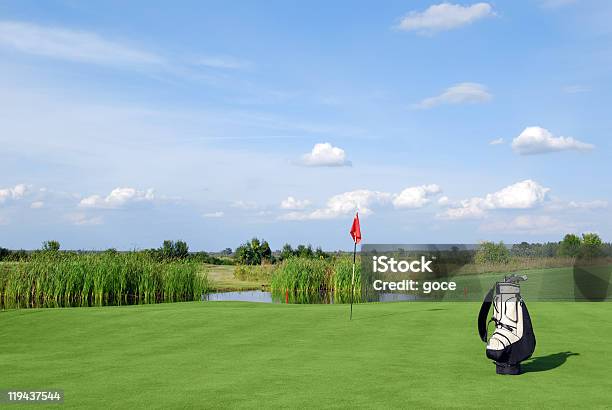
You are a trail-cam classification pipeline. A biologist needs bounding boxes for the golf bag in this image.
[478,274,536,375]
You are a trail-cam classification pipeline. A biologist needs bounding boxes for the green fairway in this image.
[2,301,611,409]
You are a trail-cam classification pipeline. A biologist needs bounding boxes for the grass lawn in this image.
[2,301,611,409]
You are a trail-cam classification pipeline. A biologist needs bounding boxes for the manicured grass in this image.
[445,264,611,301]
[2,301,611,408]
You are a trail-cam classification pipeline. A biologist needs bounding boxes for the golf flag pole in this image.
[349,212,361,320]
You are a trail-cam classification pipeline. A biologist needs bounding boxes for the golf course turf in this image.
[2,301,611,408]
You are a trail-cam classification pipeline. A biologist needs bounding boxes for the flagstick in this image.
[350,240,356,320]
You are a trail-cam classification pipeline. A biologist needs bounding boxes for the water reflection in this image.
[205,291,273,303]
[204,290,417,304]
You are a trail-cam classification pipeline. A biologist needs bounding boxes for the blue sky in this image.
[1,0,611,251]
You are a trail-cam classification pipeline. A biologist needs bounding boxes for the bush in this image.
[581,233,603,258]
[279,243,329,261]
[475,241,510,264]
[42,240,60,252]
[161,240,189,259]
[559,234,582,257]
[235,238,272,265]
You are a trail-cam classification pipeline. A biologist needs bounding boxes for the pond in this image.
[203,290,417,304]
[1,290,416,309]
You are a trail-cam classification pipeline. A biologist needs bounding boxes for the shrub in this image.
[161,240,189,259]
[42,240,60,252]
[235,238,273,265]
[581,233,603,258]
[559,234,581,257]
[475,241,510,264]
[279,243,329,261]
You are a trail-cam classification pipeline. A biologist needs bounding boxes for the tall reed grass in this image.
[270,257,361,302]
[0,252,209,308]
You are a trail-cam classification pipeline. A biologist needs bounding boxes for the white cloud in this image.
[194,55,251,70]
[281,184,441,220]
[231,200,259,210]
[397,2,495,34]
[480,215,570,235]
[0,21,163,67]
[300,143,351,167]
[203,211,224,218]
[486,180,549,208]
[438,196,450,206]
[30,201,44,209]
[489,137,504,145]
[282,189,392,220]
[280,196,311,210]
[68,213,104,226]
[441,180,550,219]
[393,184,441,209]
[511,126,594,155]
[413,82,492,109]
[79,187,155,209]
[567,200,608,210]
[0,184,28,204]
[310,190,391,219]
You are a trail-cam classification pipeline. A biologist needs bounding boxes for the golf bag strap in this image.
[478,286,495,342]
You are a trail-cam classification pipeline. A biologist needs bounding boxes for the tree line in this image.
[476,233,609,264]
[1,233,610,265]
[233,239,330,265]
[0,239,232,265]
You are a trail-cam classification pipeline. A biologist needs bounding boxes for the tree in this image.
[295,244,314,258]
[0,247,10,260]
[42,240,60,252]
[511,242,532,257]
[280,243,294,260]
[581,233,603,258]
[259,240,272,262]
[235,237,273,265]
[221,248,233,256]
[559,234,581,257]
[160,240,189,259]
[174,240,189,258]
[475,241,510,264]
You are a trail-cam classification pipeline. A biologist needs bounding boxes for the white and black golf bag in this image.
[478,274,536,375]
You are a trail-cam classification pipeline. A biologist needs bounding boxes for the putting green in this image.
[2,301,610,408]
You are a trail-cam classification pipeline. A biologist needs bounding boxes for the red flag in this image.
[349,212,361,244]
